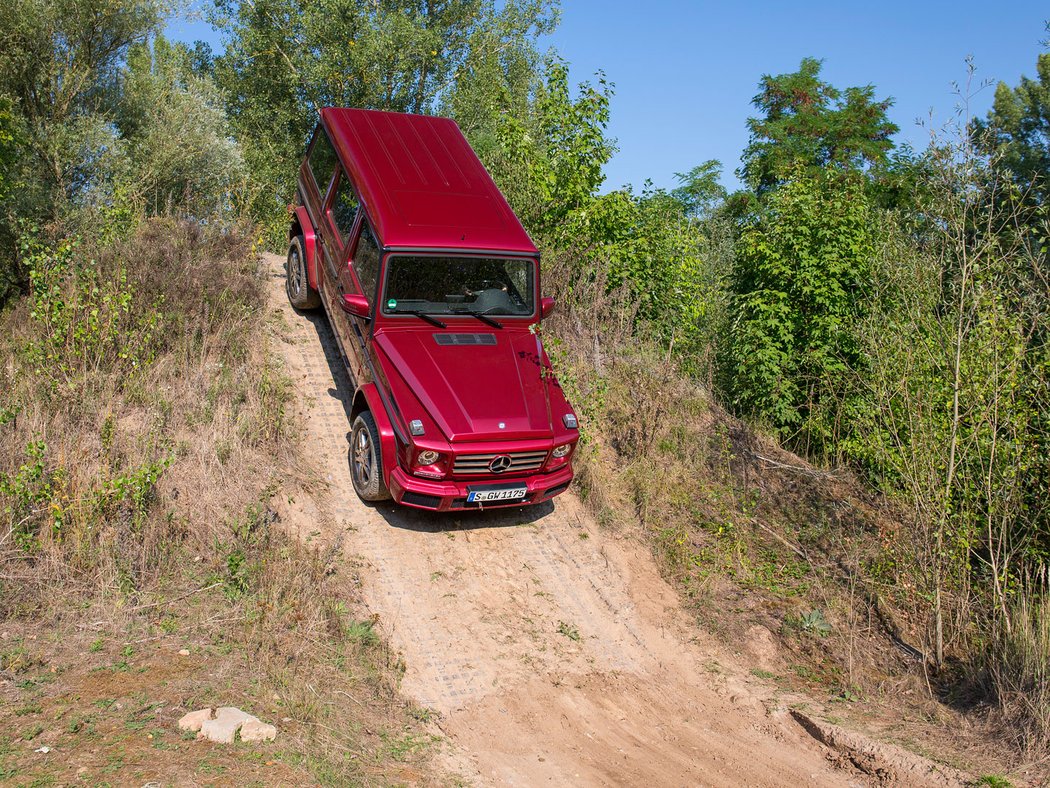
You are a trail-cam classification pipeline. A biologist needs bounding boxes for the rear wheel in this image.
[286,235,321,310]
[350,411,390,502]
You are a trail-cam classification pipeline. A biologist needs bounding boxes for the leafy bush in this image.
[728,167,873,449]
[0,441,55,552]
[21,231,161,396]
[0,440,169,554]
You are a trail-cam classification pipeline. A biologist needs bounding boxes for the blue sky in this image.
[167,1,1049,192]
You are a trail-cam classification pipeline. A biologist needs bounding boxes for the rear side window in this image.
[308,131,338,195]
[353,222,380,299]
[330,172,359,245]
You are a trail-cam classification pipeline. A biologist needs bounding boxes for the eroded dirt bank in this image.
[264,253,965,787]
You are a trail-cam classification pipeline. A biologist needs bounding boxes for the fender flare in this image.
[355,383,399,485]
[292,205,319,291]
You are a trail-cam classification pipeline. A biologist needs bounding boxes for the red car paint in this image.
[320,109,537,255]
[288,108,578,511]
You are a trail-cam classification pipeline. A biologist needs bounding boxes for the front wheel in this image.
[286,235,321,310]
[350,412,391,502]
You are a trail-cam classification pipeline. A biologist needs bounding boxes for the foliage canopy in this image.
[740,57,898,195]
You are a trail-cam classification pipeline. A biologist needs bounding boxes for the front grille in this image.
[453,450,548,475]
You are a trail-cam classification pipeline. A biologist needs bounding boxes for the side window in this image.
[307,130,338,196]
[329,171,359,245]
[352,222,380,299]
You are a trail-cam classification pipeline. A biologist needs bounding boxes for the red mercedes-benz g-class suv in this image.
[286,108,578,511]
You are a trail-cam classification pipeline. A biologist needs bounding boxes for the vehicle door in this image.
[344,214,382,387]
[320,168,370,385]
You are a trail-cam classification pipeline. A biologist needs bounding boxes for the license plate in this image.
[467,486,527,503]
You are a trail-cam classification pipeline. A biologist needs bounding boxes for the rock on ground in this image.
[240,718,278,742]
[179,706,278,744]
[199,707,256,744]
[177,708,214,733]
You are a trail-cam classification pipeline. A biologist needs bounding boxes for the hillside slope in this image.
[0,225,435,786]
[264,253,968,787]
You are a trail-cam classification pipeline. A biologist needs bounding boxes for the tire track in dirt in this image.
[264,254,964,787]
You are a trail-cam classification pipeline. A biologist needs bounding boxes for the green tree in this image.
[442,0,557,142]
[477,55,613,240]
[441,2,561,224]
[534,58,613,228]
[0,0,164,217]
[729,167,874,445]
[740,57,898,195]
[672,160,727,219]
[0,96,17,198]
[211,0,317,243]
[974,51,1050,204]
[117,36,246,219]
[851,139,1050,679]
[0,94,23,301]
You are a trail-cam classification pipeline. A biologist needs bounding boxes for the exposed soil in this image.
[264,253,972,787]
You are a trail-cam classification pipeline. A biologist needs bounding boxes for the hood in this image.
[374,329,555,442]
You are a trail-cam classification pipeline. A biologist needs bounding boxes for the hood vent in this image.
[433,333,497,346]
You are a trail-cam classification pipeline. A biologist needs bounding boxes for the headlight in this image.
[551,443,572,458]
[417,450,441,465]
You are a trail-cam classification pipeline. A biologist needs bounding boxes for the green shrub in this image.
[21,231,161,395]
[0,440,170,554]
[728,167,873,449]
[0,441,57,551]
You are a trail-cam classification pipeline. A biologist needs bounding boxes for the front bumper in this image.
[388,463,574,512]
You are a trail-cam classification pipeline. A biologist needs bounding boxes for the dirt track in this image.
[264,253,963,787]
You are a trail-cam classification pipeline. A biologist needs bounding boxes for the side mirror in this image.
[540,296,555,319]
[340,293,370,318]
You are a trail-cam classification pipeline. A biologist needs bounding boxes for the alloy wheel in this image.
[288,246,304,297]
[352,425,373,488]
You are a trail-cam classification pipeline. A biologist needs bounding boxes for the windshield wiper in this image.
[450,307,503,329]
[397,309,447,328]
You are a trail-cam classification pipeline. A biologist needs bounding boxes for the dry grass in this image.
[981,578,1050,755]
[0,219,436,784]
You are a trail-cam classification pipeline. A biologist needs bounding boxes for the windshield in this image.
[381,255,536,317]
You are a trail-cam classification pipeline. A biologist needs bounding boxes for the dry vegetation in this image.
[0,220,436,785]
[543,245,1046,785]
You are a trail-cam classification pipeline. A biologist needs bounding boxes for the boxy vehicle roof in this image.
[320,108,538,256]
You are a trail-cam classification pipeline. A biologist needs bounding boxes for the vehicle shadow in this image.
[377,498,557,534]
[298,304,559,534]
[296,306,355,421]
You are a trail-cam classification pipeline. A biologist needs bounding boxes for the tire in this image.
[350,411,391,502]
[286,235,321,310]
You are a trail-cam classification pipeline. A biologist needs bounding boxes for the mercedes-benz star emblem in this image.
[489,455,512,473]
